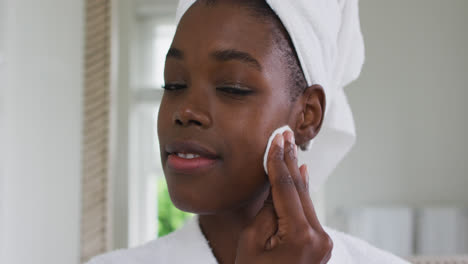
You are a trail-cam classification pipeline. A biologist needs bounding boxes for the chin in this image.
[167,186,220,214]
[167,183,270,216]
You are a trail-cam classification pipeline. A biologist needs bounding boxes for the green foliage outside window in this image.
[157,177,193,237]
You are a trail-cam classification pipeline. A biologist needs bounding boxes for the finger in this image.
[282,131,323,230]
[266,133,308,228]
[282,131,308,194]
[298,164,324,231]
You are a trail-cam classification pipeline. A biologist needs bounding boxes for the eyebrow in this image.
[166,48,184,60]
[212,49,262,71]
[166,47,262,71]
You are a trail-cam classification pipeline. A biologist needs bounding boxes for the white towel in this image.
[175,0,365,191]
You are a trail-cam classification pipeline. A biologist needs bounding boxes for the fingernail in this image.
[284,131,296,157]
[275,134,284,148]
[284,131,295,144]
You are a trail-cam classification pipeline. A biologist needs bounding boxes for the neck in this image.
[198,185,270,264]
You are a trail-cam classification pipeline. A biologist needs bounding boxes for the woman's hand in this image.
[235,131,333,264]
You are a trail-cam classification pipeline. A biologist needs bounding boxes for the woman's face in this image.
[157,2,299,214]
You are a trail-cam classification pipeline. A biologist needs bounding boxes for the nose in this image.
[173,92,212,129]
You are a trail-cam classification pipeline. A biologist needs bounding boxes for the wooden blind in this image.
[81,0,111,262]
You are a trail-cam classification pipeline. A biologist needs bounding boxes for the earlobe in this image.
[293,85,325,147]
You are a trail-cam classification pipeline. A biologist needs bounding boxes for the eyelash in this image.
[162,84,253,96]
[161,84,186,91]
[217,86,253,96]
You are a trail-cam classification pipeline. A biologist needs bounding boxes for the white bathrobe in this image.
[87,215,410,264]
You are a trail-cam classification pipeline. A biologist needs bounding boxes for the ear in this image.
[293,84,326,148]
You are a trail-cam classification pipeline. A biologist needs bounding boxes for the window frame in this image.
[110,0,177,249]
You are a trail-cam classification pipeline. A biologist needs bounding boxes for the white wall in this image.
[326,0,468,222]
[0,0,6,259]
[0,0,84,263]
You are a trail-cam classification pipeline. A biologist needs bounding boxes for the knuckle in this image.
[324,233,334,252]
[295,178,308,193]
[270,146,284,161]
[266,147,284,170]
[285,143,297,161]
[317,231,334,254]
[304,179,310,191]
[295,230,333,249]
[277,172,294,186]
[293,229,334,260]
[301,229,316,245]
[292,228,315,248]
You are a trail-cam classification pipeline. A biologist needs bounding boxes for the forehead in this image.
[172,2,277,65]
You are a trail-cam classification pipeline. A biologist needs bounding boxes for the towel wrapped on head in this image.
[175,0,365,191]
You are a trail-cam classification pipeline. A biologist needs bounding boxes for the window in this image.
[125,3,191,248]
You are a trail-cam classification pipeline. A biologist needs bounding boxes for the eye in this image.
[217,86,253,96]
[161,83,187,91]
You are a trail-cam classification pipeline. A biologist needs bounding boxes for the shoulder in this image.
[324,226,411,264]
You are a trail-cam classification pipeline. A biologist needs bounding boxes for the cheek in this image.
[157,97,172,144]
[218,99,281,160]
[217,105,277,188]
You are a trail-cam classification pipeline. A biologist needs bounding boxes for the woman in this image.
[89,0,409,263]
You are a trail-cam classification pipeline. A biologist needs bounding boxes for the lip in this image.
[165,140,220,159]
[165,140,220,173]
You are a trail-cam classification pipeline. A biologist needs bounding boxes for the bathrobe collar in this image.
[166,215,352,264]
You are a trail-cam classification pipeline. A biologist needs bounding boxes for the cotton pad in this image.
[263,125,294,175]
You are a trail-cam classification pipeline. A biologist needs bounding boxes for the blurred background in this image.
[0,0,467,263]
